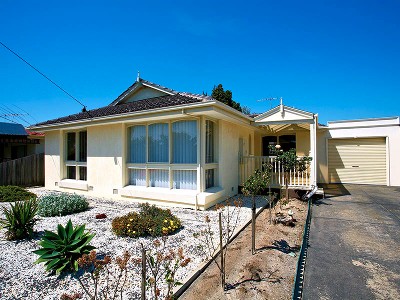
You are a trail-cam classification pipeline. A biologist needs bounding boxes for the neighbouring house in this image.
[29,77,400,209]
[0,122,45,163]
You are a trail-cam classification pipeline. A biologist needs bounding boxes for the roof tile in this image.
[33,94,208,126]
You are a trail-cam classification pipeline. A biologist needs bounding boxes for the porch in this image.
[243,101,319,190]
[239,155,312,189]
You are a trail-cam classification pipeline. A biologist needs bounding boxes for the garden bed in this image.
[0,188,267,300]
[180,198,308,300]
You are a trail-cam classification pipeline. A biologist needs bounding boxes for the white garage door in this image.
[328,138,387,185]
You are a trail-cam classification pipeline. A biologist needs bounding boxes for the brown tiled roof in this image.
[33,94,209,127]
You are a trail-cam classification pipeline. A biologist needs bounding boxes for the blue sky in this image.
[0,0,399,125]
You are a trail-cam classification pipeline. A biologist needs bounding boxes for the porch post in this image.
[309,116,318,186]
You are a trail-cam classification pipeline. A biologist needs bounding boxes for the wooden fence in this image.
[0,153,44,186]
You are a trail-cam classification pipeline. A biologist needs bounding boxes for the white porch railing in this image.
[239,156,312,188]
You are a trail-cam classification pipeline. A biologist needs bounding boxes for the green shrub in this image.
[0,198,39,240]
[33,219,95,274]
[0,185,36,202]
[112,203,182,238]
[37,193,89,217]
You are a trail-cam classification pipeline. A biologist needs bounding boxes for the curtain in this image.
[148,123,169,162]
[130,126,146,163]
[130,169,146,186]
[149,169,169,188]
[172,120,197,163]
[173,170,197,190]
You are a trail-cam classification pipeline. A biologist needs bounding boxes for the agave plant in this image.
[33,219,95,274]
[0,198,38,240]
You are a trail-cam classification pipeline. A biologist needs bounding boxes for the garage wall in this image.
[317,117,400,186]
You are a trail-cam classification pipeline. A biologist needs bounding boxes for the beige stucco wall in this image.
[254,132,262,156]
[87,124,124,195]
[218,119,254,197]
[44,130,62,189]
[317,118,400,186]
[296,130,311,156]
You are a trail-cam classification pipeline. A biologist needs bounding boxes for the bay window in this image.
[148,123,169,163]
[172,120,197,163]
[128,120,198,190]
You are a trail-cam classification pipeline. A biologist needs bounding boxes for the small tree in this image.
[242,164,272,253]
[193,198,243,290]
[269,145,312,206]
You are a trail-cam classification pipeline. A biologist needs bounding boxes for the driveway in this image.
[303,184,400,300]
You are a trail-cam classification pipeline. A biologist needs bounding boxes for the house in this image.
[29,77,400,209]
[0,122,45,163]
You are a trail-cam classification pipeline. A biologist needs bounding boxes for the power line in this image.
[12,104,39,124]
[0,105,30,126]
[0,41,90,112]
[0,115,18,123]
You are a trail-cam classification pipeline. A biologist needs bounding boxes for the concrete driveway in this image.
[303,184,400,300]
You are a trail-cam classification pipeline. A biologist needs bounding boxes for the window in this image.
[173,170,197,190]
[279,135,296,152]
[262,135,296,155]
[128,121,199,190]
[129,125,146,163]
[172,120,197,163]
[205,120,215,163]
[205,120,217,189]
[65,131,87,180]
[148,123,169,163]
[67,132,76,161]
[79,131,87,162]
[129,169,146,186]
[205,169,215,189]
[262,136,277,156]
[149,169,169,188]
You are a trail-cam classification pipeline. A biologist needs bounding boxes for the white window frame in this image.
[127,119,199,190]
[64,130,87,181]
[204,119,218,190]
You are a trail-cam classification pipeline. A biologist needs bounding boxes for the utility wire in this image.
[0,115,17,123]
[0,105,30,126]
[12,104,39,124]
[0,41,91,116]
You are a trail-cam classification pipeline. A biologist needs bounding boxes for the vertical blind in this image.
[172,120,197,163]
[128,121,204,190]
[173,170,197,190]
[150,169,169,188]
[148,123,169,163]
[130,169,146,186]
[130,126,146,163]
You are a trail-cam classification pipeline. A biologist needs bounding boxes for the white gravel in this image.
[0,188,268,300]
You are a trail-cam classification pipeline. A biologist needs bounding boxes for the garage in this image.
[328,138,387,185]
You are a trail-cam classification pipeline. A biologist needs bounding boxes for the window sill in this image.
[59,179,88,191]
[120,186,198,204]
